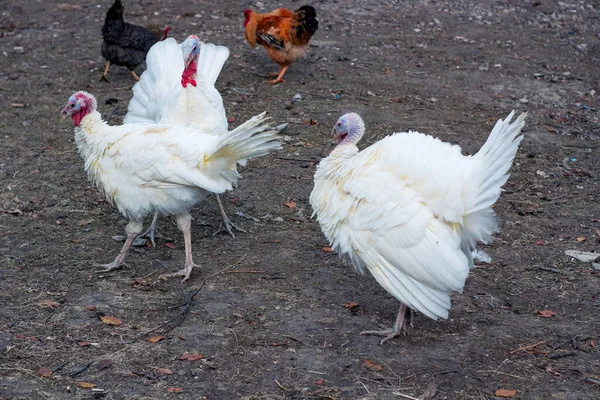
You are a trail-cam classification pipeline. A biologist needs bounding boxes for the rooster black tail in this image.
[294,5,319,38]
[105,0,124,21]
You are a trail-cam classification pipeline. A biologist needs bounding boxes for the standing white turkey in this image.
[124,35,242,243]
[310,111,526,344]
[61,91,281,281]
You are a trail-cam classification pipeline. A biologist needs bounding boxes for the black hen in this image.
[101,0,169,81]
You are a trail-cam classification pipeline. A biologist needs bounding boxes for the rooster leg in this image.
[139,212,171,247]
[213,194,246,238]
[158,214,198,282]
[100,61,111,82]
[96,220,142,273]
[265,65,288,84]
[360,303,411,345]
[131,71,141,81]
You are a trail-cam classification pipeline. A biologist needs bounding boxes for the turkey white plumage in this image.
[310,111,527,344]
[124,36,243,241]
[62,91,281,281]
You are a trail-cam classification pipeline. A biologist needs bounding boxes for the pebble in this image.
[14,46,24,54]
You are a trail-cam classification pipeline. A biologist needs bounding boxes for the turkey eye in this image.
[71,104,75,108]
[337,122,341,126]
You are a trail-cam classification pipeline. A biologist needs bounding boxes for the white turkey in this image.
[62,91,281,281]
[310,111,527,344]
[124,35,241,242]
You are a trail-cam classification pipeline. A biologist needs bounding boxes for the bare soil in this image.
[1,0,599,399]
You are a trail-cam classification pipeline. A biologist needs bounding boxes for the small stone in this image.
[13,46,24,54]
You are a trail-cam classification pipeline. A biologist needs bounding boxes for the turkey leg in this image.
[96,219,142,272]
[158,214,199,282]
[360,303,411,345]
[213,194,246,238]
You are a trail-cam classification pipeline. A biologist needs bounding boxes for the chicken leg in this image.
[360,303,412,345]
[158,213,199,282]
[213,194,246,238]
[100,60,111,82]
[96,220,142,273]
[265,65,288,84]
[131,70,141,81]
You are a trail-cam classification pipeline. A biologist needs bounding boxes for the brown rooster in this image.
[244,5,318,84]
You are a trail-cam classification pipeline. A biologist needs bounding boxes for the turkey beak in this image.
[60,106,70,119]
[330,127,339,141]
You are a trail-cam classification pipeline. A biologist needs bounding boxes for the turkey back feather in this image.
[124,38,183,124]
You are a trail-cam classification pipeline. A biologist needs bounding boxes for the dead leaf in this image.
[495,389,517,397]
[86,305,97,311]
[535,240,545,245]
[30,195,45,203]
[344,302,359,310]
[321,247,334,253]
[285,201,297,209]
[100,315,123,325]
[316,378,324,386]
[577,236,586,242]
[97,359,113,370]
[77,382,96,389]
[157,368,173,375]
[537,310,557,318]
[178,335,186,340]
[148,335,166,343]
[545,365,561,376]
[168,387,183,393]
[77,341,91,347]
[164,242,176,249]
[179,353,204,361]
[362,359,383,371]
[39,299,60,308]
[38,367,52,377]
[227,116,236,123]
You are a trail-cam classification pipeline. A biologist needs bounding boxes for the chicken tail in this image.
[292,5,319,43]
[462,111,527,255]
[204,113,282,183]
[197,42,229,89]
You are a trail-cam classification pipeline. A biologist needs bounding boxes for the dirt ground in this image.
[1,0,599,398]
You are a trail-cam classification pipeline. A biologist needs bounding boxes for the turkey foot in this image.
[360,304,411,345]
[95,225,140,273]
[139,212,171,247]
[212,194,245,238]
[158,215,199,282]
[158,261,198,283]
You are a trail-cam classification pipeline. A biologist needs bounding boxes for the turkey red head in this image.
[61,91,97,127]
[181,35,201,88]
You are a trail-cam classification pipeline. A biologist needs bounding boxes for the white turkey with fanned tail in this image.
[310,111,526,344]
[62,91,281,282]
[124,35,250,242]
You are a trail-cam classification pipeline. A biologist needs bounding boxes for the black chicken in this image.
[101,0,170,81]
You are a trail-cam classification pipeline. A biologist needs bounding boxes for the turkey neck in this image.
[318,144,360,177]
[74,112,117,171]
